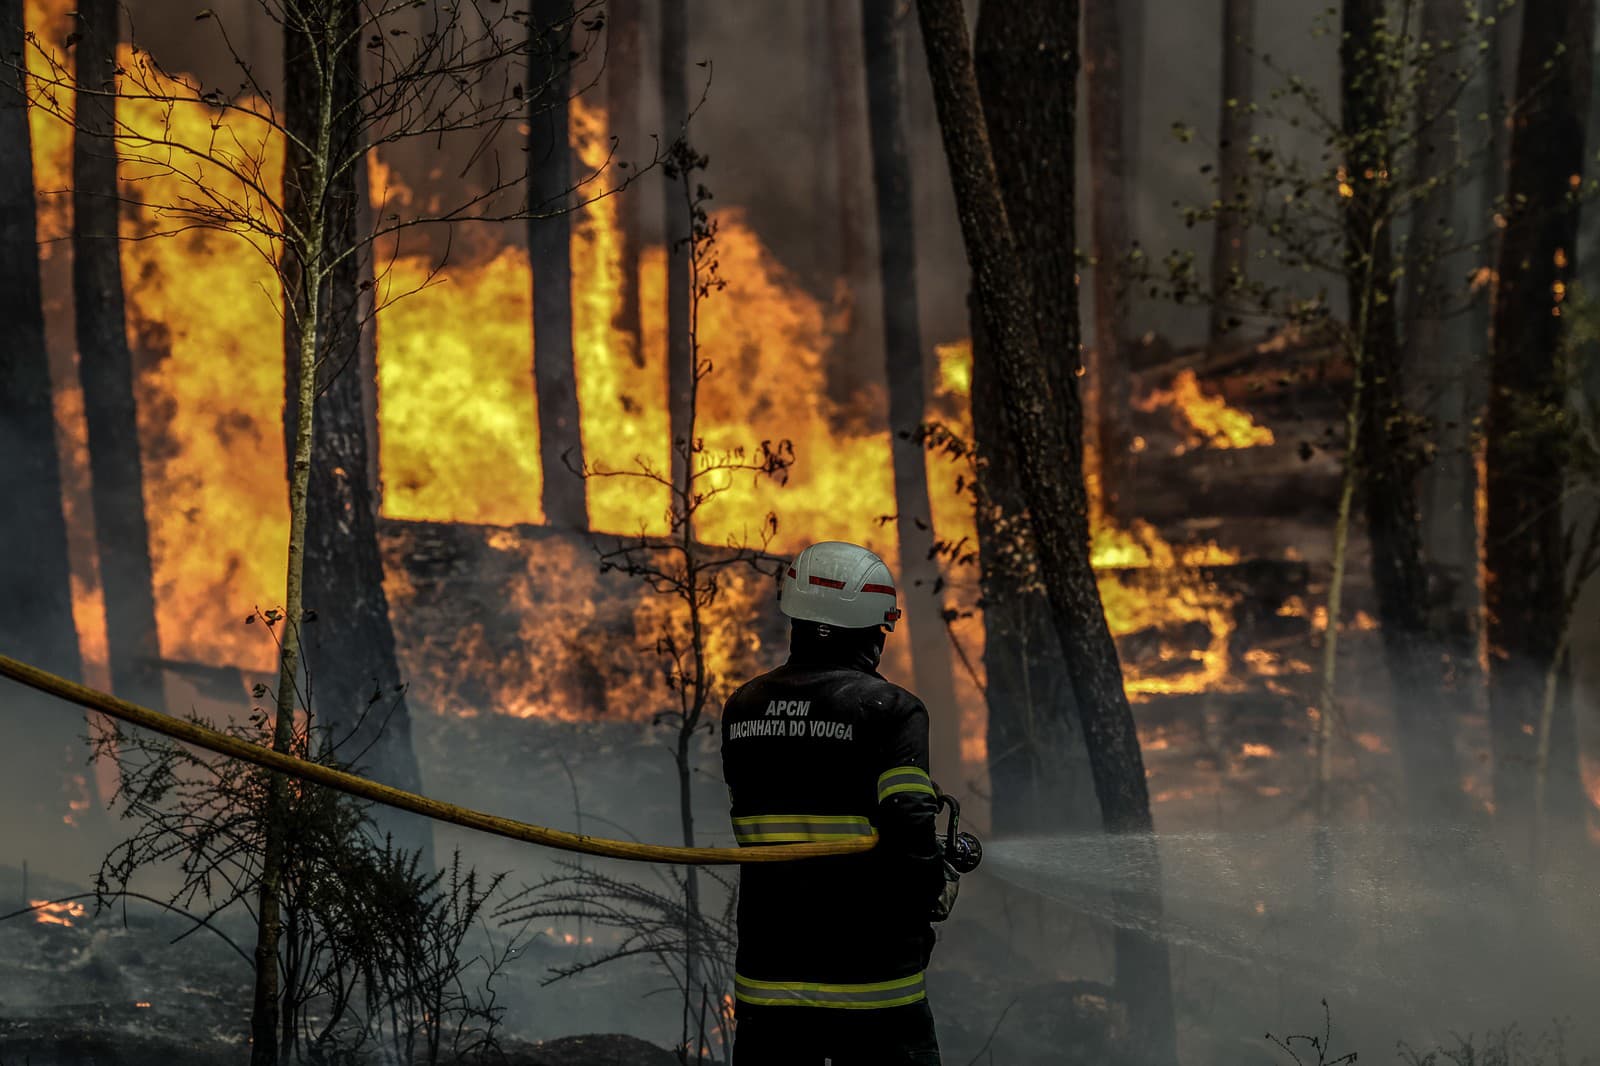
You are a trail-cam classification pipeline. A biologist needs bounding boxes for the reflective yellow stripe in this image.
[730,813,877,845]
[875,765,936,803]
[734,971,926,1009]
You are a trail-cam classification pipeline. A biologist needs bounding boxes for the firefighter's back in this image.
[722,660,935,1004]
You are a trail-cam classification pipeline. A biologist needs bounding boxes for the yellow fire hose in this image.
[0,654,876,865]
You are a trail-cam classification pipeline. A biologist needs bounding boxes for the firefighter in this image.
[721,541,955,1066]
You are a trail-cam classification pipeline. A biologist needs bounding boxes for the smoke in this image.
[979,822,1600,1057]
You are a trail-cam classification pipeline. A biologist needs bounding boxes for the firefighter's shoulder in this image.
[836,672,927,723]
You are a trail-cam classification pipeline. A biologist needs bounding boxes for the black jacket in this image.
[721,639,945,1009]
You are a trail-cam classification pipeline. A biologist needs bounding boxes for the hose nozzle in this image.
[936,793,984,874]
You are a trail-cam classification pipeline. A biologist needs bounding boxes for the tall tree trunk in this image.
[1081,0,1133,521]
[531,0,587,529]
[256,4,338,1057]
[660,0,691,490]
[1405,0,1479,797]
[806,2,832,290]
[285,0,429,856]
[1342,0,1465,823]
[1209,0,1253,343]
[0,0,88,838]
[606,0,643,367]
[826,0,869,405]
[914,2,1176,1059]
[72,0,163,710]
[972,0,1097,836]
[1486,0,1594,851]
[861,0,962,792]
[830,0,867,299]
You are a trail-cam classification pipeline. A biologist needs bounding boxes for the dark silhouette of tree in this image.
[282,0,432,869]
[73,0,162,712]
[530,0,588,529]
[1209,0,1253,342]
[971,0,1097,835]
[1406,0,1480,735]
[0,0,86,839]
[913,1,1175,1059]
[825,0,869,401]
[606,0,643,367]
[1486,0,1595,850]
[860,0,961,790]
[1082,0,1133,520]
[661,0,691,490]
[1340,0,1466,823]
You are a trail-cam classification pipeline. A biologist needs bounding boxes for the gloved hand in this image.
[929,861,961,923]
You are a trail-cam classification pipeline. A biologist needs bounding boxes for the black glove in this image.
[929,861,961,923]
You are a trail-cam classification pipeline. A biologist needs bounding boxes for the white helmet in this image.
[779,541,902,632]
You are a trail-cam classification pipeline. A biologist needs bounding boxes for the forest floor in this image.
[3,663,1591,1066]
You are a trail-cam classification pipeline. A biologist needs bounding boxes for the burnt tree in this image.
[282,0,429,861]
[914,0,1176,1059]
[660,0,691,489]
[605,0,643,367]
[861,0,962,791]
[0,0,88,836]
[1081,0,1133,520]
[1341,0,1465,822]
[971,0,1097,835]
[530,0,587,528]
[72,0,163,710]
[1486,0,1595,845]
[1209,0,1253,343]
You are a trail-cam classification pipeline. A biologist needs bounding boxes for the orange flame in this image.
[1137,369,1275,451]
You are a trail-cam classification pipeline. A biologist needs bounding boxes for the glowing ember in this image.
[1136,369,1275,451]
[31,899,86,927]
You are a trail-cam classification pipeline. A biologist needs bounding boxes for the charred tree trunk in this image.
[861,0,962,792]
[72,0,162,710]
[1342,0,1464,823]
[283,1,429,856]
[1209,0,1253,343]
[660,0,691,490]
[1081,0,1133,520]
[1405,0,1479,735]
[1486,0,1594,848]
[972,0,1097,835]
[605,0,643,367]
[0,0,87,836]
[530,0,587,529]
[914,1,1176,1058]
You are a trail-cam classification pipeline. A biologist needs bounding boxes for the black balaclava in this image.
[788,618,887,673]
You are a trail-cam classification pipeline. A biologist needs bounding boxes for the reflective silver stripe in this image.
[734,971,926,1010]
[876,765,936,803]
[730,814,876,845]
